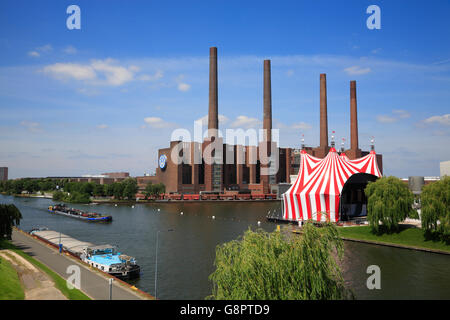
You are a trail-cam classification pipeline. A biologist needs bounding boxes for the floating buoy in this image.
[180,212,183,215]
[212,216,215,219]
[157,208,160,212]
[131,206,134,209]
[257,221,261,225]
[115,204,117,207]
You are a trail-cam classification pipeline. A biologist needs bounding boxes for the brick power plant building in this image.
[145,47,382,197]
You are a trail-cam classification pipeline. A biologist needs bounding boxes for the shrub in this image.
[0,204,22,240]
[421,176,450,240]
[365,176,414,233]
[207,222,352,300]
[52,191,65,201]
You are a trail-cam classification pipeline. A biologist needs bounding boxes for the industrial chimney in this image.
[263,59,272,142]
[350,80,359,151]
[208,47,218,133]
[320,73,328,148]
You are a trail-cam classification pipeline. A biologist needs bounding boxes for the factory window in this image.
[182,164,192,184]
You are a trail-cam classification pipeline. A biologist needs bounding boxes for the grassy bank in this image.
[0,256,25,300]
[0,239,90,300]
[338,226,450,253]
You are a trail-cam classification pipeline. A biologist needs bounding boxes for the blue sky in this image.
[0,0,449,178]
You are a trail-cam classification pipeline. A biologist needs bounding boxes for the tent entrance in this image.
[339,173,378,221]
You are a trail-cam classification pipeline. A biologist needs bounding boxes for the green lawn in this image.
[338,226,450,253]
[0,239,90,300]
[0,256,25,300]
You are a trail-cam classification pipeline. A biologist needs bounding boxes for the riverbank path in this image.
[11,229,151,300]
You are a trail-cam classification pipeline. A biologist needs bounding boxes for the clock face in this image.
[159,154,167,169]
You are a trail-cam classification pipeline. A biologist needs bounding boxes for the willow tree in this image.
[421,176,450,240]
[207,222,353,300]
[365,176,414,233]
[0,204,22,240]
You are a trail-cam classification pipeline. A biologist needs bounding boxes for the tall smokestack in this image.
[208,47,218,132]
[320,73,328,148]
[350,80,359,150]
[263,59,272,142]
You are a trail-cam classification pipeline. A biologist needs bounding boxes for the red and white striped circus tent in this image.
[282,147,382,223]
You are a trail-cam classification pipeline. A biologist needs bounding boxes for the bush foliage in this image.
[365,176,415,233]
[421,176,450,240]
[207,222,352,300]
[0,204,22,240]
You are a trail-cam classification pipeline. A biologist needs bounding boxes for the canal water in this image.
[1,194,449,300]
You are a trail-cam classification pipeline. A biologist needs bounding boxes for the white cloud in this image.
[177,82,191,92]
[175,74,191,92]
[28,51,40,57]
[143,117,173,128]
[96,124,108,129]
[230,115,261,129]
[27,44,53,58]
[90,59,135,86]
[371,48,382,54]
[44,63,97,81]
[422,114,450,126]
[377,109,411,124]
[291,122,312,130]
[195,114,229,126]
[36,44,53,52]
[138,70,163,81]
[20,121,42,133]
[43,58,138,86]
[63,45,77,54]
[344,65,371,75]
[77,88,100,96]
[376,115,397,123]
[392,109,411,119]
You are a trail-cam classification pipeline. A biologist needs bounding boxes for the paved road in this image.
[11,229,149,300]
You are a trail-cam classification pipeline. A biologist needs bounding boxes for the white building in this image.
[440,161,450,178]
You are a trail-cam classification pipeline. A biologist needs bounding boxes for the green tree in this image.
[122,179,138,199]
[2,180,13,194]
[105,183,115,197]
[66,191,91,204]
[52,191,65,201]
[39,180,54,191]
[153,183,165,197]
[0,204,22,240]
[113,182,125,200]
[11,180,24,194]
[365,176,415,233]
[421,176,450,240]
[80,182,94,196]
[207,223,352,300]
[144,182,153,199]
[23,179,39,193]
[92,183,105,197]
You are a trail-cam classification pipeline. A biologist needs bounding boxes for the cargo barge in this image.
[29,228,140,280]
[48,204,112,222]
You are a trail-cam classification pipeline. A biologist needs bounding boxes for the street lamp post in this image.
[154,228,173,300]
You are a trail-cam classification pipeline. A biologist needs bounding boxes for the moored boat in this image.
[48,204,112,222]
[29,229,140,280]
[81,245,140,280]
